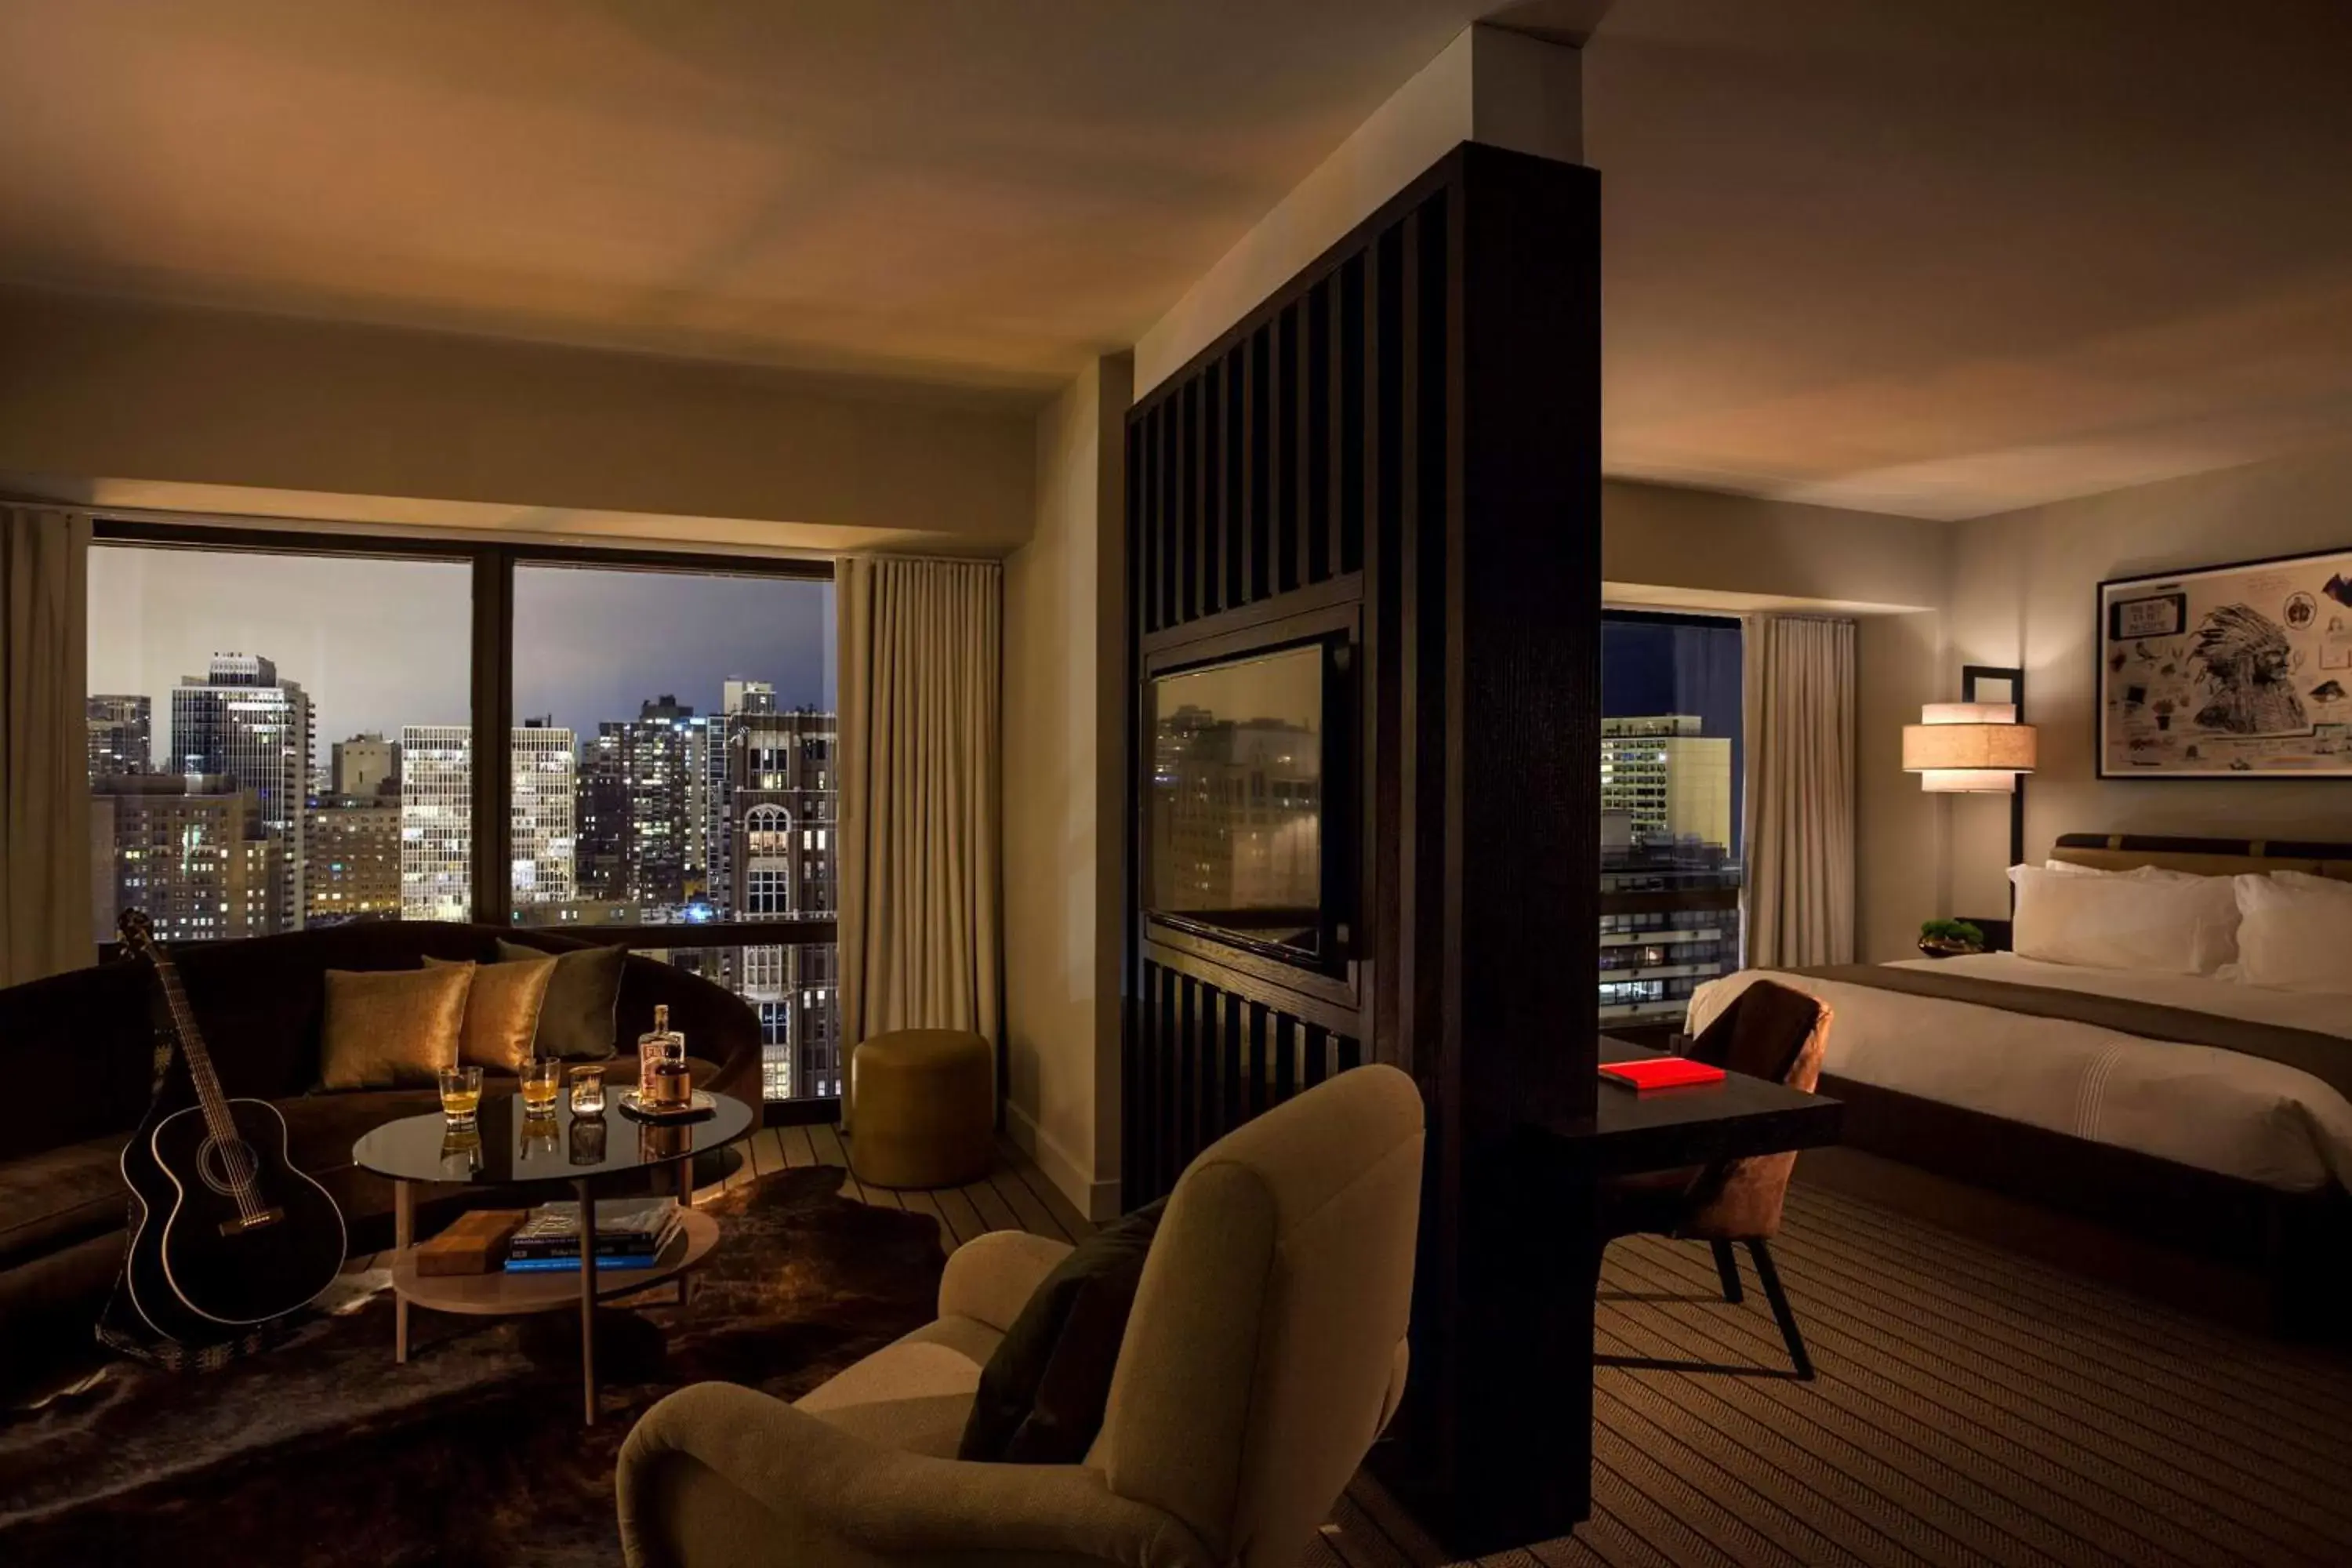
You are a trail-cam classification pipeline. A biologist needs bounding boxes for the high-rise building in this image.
[170,653,313,931]
[722,698,840,1098]
[93,774,285,943]
[399,724,578,920]
[86,694,151,779]
[1597,715,1738,1022]
[400,725,472,921]
[575,728,629,902]
[724,705,837,919]
[307,793,402,924]
[625,695,699,906]
[1599,714,1732,852]
[331,732,401,797]
[575,697,714,909]
[513,720,579,912]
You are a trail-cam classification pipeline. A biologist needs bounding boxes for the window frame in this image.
[90,517,840,957]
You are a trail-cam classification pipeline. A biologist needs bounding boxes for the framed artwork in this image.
[2098,546,2352,778]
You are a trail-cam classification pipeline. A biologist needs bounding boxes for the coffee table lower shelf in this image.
[389,1207,720,1314]
[387,1199,720,1425]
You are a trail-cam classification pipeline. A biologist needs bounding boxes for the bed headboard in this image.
[2049,832,2352,883]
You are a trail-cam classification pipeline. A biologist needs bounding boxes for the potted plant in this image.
[1918,918,1986,960]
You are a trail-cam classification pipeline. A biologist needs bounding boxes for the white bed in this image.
[1688,953,2352,1194]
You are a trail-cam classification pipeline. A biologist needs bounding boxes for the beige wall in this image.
[1002,354,1131,1220]
[0,287,1036,550]
[1947,438,2352,916]
[1602,479,1954,961]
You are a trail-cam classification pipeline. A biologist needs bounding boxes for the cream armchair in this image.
[616,1064,1425,1568]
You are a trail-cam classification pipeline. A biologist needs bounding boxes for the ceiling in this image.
[0,0,1492,393]
[1585,0,2352,517]
[2,1,2349,520]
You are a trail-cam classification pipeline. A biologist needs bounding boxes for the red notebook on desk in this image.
[1599,1057,1726,1091]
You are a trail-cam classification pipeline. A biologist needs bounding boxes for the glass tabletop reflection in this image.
[352,1089,757,1187]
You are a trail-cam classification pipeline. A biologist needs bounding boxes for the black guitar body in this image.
[119,1098,347,1337]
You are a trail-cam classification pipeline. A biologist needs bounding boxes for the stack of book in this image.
[503,1198,681,1273]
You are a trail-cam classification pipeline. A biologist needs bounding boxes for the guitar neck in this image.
[148,946,233,1128]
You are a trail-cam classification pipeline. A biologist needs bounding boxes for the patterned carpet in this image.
[1316,1183,2352,1568]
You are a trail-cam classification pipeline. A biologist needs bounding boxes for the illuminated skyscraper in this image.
[1598,714,1732,852]
[399,724,575,919]
[400,725,471,921]
[512,720,579,911]
[86,694,151,779]
[171,654,312,931]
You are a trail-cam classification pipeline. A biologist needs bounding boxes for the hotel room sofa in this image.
[0,921,758,1378]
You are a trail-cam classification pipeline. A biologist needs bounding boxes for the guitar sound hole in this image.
[198,1136,260,1196]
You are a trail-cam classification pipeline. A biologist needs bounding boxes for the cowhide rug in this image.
[0,1166,946,1567]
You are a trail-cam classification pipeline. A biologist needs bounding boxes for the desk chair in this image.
[1592,979,1832,1379]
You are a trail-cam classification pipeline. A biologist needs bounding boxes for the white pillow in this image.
[2008,863,2242,975]
[2233,870,2352,993]
[2042,858,2203,884]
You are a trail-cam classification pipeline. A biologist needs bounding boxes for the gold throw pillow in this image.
[320,964,476,1091]
[426,953,558,1074]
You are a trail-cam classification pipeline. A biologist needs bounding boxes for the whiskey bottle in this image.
[637,1004,686,1097]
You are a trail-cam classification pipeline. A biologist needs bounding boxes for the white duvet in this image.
[1686,953,2352,1193]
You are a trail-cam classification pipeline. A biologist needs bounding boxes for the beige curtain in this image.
[2,506,94,985]
[1742,614,1856,968]
[835,555,1003,1067]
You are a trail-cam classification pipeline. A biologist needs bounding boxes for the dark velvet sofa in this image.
[0,922,758,1374]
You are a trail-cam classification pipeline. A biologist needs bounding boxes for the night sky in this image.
[89,545,834,757]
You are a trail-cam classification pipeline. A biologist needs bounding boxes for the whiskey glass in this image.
[437,1065,484,1124]
[521,1058,563,1115]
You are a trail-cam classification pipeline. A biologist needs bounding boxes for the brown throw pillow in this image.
[426,953,557,1073]
[496,939,625,1061]
[319,964,475,1091]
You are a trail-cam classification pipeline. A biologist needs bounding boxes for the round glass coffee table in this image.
[354,1089,757,1424]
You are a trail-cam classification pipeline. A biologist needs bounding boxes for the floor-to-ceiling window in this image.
[87,523,838,1107]
[1598,610,1743,1023]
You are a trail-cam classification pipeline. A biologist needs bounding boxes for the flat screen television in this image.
[1144,639,1348,967]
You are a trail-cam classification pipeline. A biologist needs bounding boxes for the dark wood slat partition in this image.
[1124,143,1599,1553]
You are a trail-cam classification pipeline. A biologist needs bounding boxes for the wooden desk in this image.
[1559,1036,1845,1174]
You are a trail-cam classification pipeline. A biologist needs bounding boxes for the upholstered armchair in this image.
[615,1064,1425,1568]
[1592,978,1832,1377]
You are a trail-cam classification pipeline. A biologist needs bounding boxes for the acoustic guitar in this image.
[114,910,347,1341]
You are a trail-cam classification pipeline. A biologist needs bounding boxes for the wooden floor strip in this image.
[1004,1149,1096,1238]
[933,1184,989,1245]
[989,1162,1074,1243]
[961,1171,1025,1234]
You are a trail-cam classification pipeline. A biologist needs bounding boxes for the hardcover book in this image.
[1598,1057,1726,1091]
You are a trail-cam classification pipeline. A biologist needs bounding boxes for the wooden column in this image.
[1122,141,1602,1555]
[1384,143,1602,1552]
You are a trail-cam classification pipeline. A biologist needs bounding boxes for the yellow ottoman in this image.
[847,1029,993,1189]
